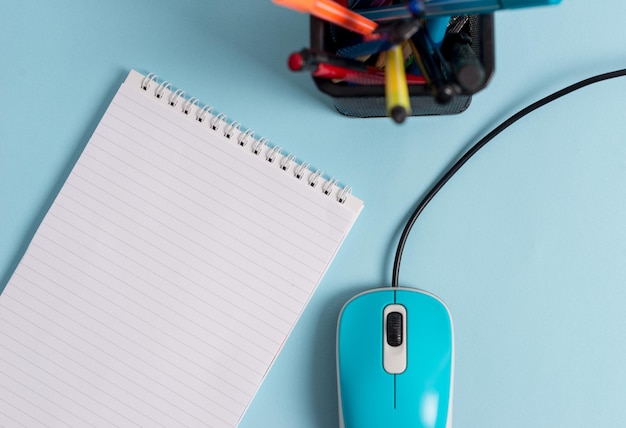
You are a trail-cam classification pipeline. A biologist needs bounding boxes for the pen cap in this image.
[500,0,561,8]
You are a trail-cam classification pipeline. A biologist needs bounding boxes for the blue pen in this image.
[426,15,450,48]
[337,18,421,58]
[360,0,561,21]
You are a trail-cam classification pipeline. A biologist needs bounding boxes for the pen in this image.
[299,61,428,85]
[359,0,561,21]
[289,48,370,72]
[288,49,426,85]
[336,18,422,58]
[410,28,455,104]
[425,15,451,49]
[272,0,378,35]
[385,44,411,123]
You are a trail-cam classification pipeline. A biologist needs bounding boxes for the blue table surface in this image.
[2,1,625,427]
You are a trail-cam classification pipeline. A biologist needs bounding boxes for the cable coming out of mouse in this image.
[391,67,626,288]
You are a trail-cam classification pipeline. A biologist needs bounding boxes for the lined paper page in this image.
[0,70,363,427]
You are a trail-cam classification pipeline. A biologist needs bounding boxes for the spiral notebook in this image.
[0,70,363,427]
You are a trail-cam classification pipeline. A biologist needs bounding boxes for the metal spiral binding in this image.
[252,137,268,155]
[155,81,171,99]
[141,72,352,204]
[293,162,309,180]
[169,89,186,107]
[337,186,352,204]
[140,73,158,91]
[322,178,338,195]
[280,153,296,171]
[266,146,282,163]
[238,129,255,147]
[196,105,213,123]
[210,113,227,131]
[308,170,323,188]
[224,121,240,139]
[182,97,199,115]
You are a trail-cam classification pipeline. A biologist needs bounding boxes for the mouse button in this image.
[401,291,453,368]
[337,295,386,373]
[396,290,453,340]
[337,292,395,426]
[338,373,394,428]
[396,375,451,428]
[396,291,453,426]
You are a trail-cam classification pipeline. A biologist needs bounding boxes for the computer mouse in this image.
[336,287,454,428]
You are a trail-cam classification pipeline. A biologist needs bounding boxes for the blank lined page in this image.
[0,70,363,427]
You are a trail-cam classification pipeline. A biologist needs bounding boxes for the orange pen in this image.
[273,0,378,35]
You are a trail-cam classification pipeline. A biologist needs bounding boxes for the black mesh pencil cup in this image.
[309,13,495,118]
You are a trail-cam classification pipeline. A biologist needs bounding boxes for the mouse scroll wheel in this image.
[386,312,403,347]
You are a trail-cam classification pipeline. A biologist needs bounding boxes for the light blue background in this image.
[1,1,625,427]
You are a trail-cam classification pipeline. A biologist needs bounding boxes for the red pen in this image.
[311,63,426,85]
[288,51,425,85]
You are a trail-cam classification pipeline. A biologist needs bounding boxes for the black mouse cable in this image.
[391,67,626,288]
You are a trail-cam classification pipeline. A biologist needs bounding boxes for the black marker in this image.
[441,23,486,93]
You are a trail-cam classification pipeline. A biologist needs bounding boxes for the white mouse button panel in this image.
[383,304,407,374]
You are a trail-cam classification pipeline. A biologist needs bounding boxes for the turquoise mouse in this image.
[337,287,454,428]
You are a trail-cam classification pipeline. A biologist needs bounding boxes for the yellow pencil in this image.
[385,45,411,124]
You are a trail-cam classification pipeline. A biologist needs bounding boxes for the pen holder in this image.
[309,14,495,117]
